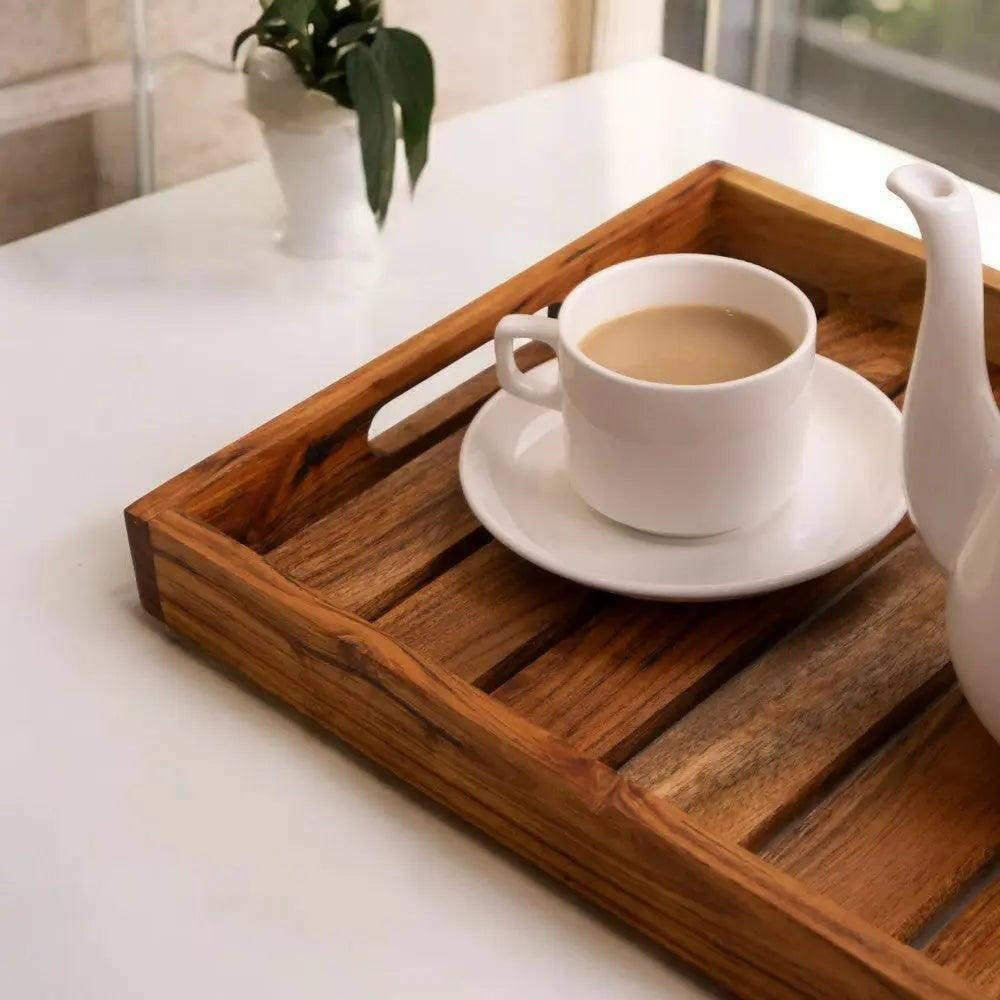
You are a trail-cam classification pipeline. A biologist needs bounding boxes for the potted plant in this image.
[233,0,434,257]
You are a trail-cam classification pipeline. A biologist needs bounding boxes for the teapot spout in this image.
[888,163,1000,573]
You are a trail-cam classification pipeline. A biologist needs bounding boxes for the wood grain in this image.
[495,521,909,767]
[376,541,602,689]
[266,430,486,619]
[621,539,953,848]
[147,509,976,1000]
[762,689,1000,940]
[927,876,1000,997]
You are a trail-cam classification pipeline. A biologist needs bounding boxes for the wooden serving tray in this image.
[127,162,1000,1000]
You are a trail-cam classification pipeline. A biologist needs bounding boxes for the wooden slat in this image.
[266,430,485,618]
[376,541,601,689]
[620,538,952,848]
[761,690,1000,940]
[494,522,909,767]
[149,509,978,1000]
[927,876,1000,997]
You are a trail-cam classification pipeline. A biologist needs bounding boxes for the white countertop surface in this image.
[4,56,1000,999]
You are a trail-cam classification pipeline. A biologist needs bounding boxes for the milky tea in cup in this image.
[579,304,794,386]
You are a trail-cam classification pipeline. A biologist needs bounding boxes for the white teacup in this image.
[494,254,817,536]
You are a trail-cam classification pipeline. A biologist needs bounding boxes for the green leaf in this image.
[309,2,332,46]
[320,0,355,34]
[333,21,374,47]
[270,0,316,69]
[231,24,259,63]
[271,0,314,35]
[345,44,395,224]
[348,0,382,19]
[316,73,353,108]
[373,28,434,189]
[333,42,360,64]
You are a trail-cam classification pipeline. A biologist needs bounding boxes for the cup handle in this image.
[494,315,562,411]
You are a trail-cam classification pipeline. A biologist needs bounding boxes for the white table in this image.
[4,57,1000,1000]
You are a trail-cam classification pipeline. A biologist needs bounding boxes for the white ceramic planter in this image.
[245,47,376,259]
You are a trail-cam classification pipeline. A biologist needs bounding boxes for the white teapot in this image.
[889,163,1000,742]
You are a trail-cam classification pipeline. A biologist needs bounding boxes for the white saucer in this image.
[459,358,905,600]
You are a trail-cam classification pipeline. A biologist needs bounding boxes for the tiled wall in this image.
[1,0,588,244]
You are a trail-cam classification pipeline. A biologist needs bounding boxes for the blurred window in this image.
[665,0,1000,189]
